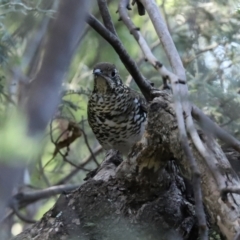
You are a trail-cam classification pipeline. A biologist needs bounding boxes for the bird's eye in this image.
[111,70,116,77]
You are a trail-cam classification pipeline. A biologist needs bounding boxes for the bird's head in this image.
[92,62,123,93]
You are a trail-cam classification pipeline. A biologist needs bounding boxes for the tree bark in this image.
[14,90,240,240]
[13,158,198,240]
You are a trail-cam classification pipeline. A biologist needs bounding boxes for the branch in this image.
[234,232,240,240]
[221,186,240,201]
[13,155,200,240]
[192,106,240,153]
[97,0,118,36]
[140,0,185,78]
[8,184,78,223]
[11,185,79,208]
[11,203,36,224]
[86,14,153,101]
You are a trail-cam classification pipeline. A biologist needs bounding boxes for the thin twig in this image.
[81,118,99,167]
[38,157,51,187]
[49,119,83,169]
[56,145,103,185]
[220,119,235,128]
[58,150,80,169]
[10,203,36,224]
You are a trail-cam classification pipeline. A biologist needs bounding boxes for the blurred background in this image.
[0,0,239,238]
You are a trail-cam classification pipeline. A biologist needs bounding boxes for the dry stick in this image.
[38,157,51,187]
[86,14,153,101]
[97,0,145,90]
[48,120,81,169]
[185,117,225,189]
[137,0,208,238]
[140,0,185,78]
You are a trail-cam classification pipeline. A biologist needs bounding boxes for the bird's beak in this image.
[93,68,102,76]
[93,69,113,90]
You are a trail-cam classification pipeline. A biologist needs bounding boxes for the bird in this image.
[87,62,147,155]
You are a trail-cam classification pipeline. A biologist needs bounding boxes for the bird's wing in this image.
[129,88,148,113]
